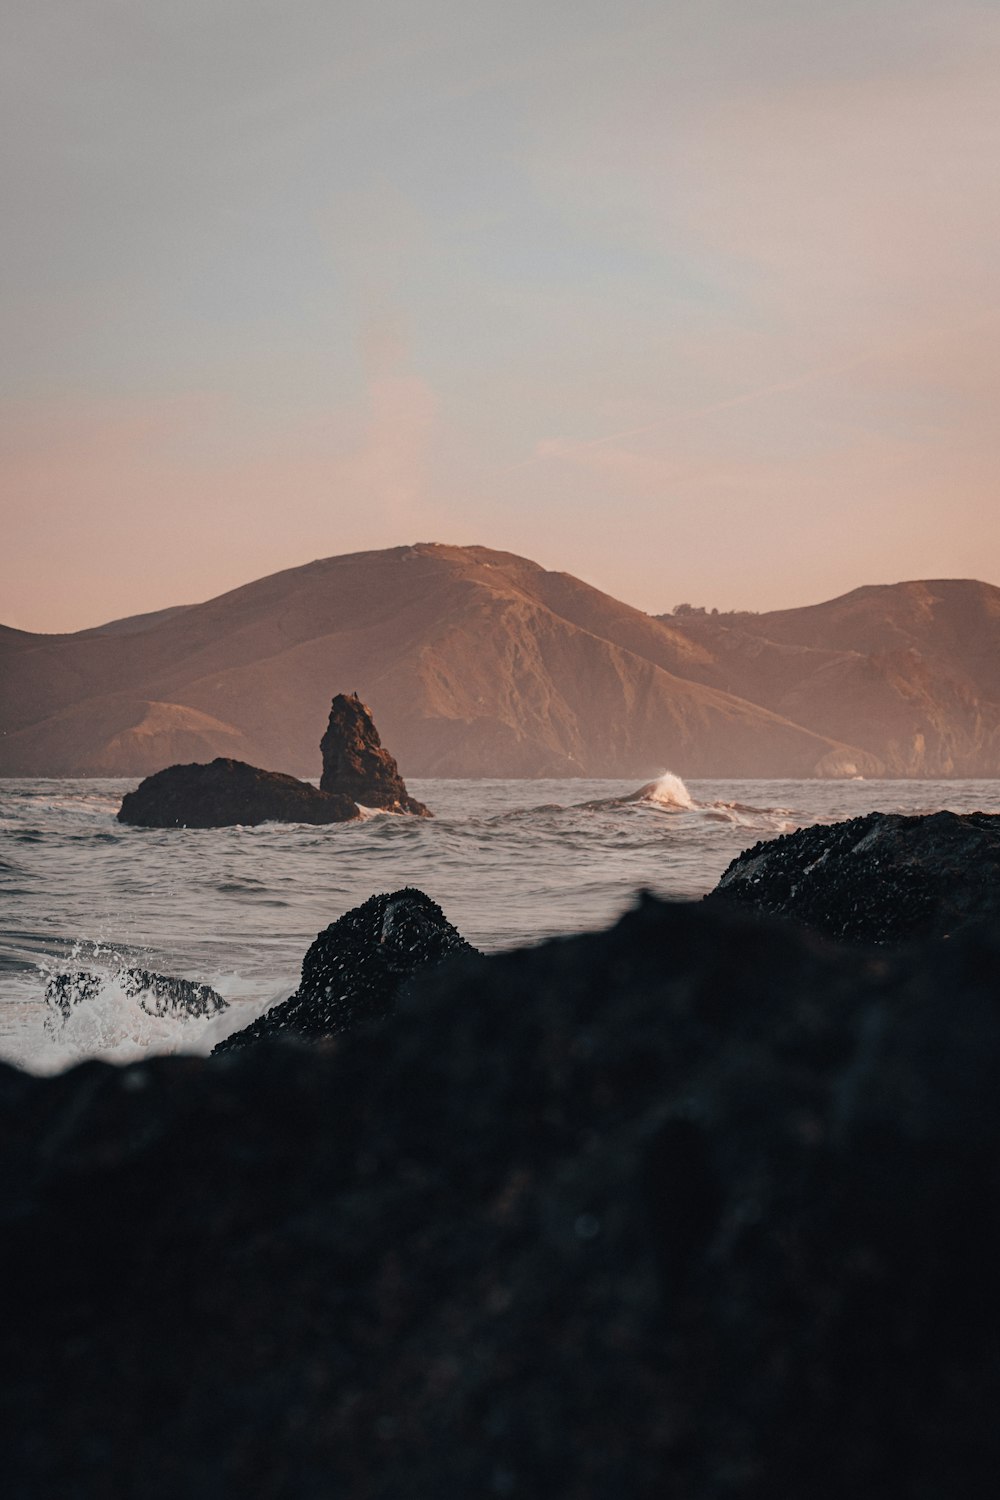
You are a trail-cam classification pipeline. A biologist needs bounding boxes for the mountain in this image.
[0,544,879,780]
[657,580,1000,777]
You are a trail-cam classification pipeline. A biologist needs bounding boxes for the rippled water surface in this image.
[2,774,997,1073]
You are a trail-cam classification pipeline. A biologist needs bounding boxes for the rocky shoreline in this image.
[4,810,1000,1497]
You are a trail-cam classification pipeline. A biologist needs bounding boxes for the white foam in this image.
[8,960,284,1076]
[641,772,696,810]
[703,800,800,832]
[353,803,390,821]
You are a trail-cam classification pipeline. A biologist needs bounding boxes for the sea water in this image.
[2,775,997,1075]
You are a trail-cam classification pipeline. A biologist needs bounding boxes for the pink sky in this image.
[3,0,999,632]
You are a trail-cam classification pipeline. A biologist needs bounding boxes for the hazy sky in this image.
[3,0,999,632]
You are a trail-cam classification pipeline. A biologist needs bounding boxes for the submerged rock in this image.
[320,692,430,815]
[43,970,103,1017]
[213,887,473,1052]
[117,757,358,829]
[4,894,1000,1498]
[45,968,228,1022]
[709,808,1000,943]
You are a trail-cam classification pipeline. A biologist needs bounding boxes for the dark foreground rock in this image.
[45,968,228,1022]
[117,757,358,828]
[709,808,1000,943]
[214,888,474,1052]
[4,893,1000,1499]
[320,692,430,815]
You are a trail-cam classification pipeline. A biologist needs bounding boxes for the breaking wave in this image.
[637,773,697,810]
[7,948,282,1074]
[45,965,230,1023]
[625,772,796,832]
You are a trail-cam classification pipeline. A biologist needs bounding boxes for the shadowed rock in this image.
[320,693,430,815]
[117,758,358,828]
[213,887,472,1052]
[45,968,228,1022]
[709,808,1000,943]
[4,893,1000,1498]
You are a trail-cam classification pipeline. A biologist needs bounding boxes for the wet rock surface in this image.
[117,757,358,828]
[214,888,474,1052]
[320,692,430,815]
[5,891,1000,1498]
[709,808,1000,943]
[45,968,228,1022]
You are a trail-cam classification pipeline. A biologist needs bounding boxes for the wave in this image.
[634,772,697,810]
[6,952,283,1075]
[45,966,230,1024]
[481,772,795,833]
[26,792,120,817]
[612,772,798,833]
[700,801,798,832]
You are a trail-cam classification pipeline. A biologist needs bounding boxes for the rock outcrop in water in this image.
[117,757,359,828]
[214,888,472,1052]
[45,968,228,1021]
[709,808,1000,943]
[116,695,429,828]
[4,885,1000,1497]
[320,693,430,816]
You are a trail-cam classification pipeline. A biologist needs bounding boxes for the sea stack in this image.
[117,695,430,828]
[320,693,430,816]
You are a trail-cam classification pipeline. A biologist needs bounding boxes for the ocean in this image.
[2,774,997,1075]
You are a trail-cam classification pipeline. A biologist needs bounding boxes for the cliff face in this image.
[1,547,993,778]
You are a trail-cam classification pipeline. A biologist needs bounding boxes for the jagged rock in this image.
[708,808,1000,943]
[45,968,228,1022]
[4,894,1000,1498]
[117,757,358,828]
[320,693,430,815]
[214,888,472,1052]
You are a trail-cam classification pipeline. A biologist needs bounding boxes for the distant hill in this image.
[657,580,1000,778]
[0,544,881,779]
[89,604,195,637]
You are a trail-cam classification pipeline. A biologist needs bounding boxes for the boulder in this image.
[708,808,1000,943]
[4,893,1000,1498]
[214,888,473,1051]
[117,757,358,828]
[320,692,430,815]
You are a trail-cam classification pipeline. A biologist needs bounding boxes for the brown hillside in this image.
[659,580,1000,777]
[0,545,876,779]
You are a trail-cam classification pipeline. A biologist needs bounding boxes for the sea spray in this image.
[640,772,697,810]
[46,960,228,1021]
[23,969,278,1075]
[15,942,279,1074]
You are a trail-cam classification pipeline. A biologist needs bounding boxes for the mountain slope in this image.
[0,545,877,779]
[658,580,1000,777]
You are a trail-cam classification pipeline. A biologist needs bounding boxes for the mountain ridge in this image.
[657,578,1000,777]
[2,545,996,778]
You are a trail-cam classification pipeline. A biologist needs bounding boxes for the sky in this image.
[3,0,999,632]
